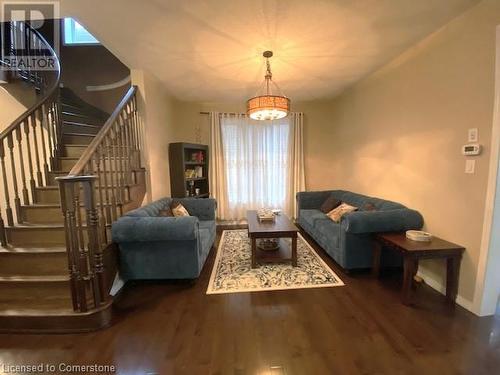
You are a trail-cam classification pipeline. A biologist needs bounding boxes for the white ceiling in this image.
[60,0,480,102]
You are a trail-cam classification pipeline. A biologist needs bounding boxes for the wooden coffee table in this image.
[247,210,299,268]
[373,232,465,306]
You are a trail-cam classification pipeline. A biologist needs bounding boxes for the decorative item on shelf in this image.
[195,188,201,196]
[185,169,196,179]
[257,208,275,222]
[257,238,280,251]
[195,166,203,178]
[188,180,195,196]
[406,230,433,242]
[247,51,290,121]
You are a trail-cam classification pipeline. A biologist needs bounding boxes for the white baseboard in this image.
[417,270,475,314]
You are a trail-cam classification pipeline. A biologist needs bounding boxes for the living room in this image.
[1,0,500,373]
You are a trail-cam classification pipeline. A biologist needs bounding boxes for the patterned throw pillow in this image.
[171,202,190,217]
[320,196,342,214]
[327,203,358,223]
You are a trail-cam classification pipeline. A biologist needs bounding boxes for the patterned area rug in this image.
[207,229,344,294]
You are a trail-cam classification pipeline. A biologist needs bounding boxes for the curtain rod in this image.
[199,111,246,116]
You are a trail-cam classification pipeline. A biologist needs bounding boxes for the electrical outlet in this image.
[468,128,478,142]
[465,159,475,174]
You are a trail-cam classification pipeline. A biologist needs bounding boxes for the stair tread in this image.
[0,300,111,317]
[36,183,140,190]
[63,132,96,137]
[63,120,101,128]
[0,245,66,254]
[6,223,65,229]
[0,275,69,282]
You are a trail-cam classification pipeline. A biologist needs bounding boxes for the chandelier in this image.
[247,51,290,121]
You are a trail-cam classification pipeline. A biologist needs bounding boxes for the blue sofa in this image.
[112,197,216,280]
[297,190,423,270]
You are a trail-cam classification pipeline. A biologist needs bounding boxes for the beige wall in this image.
[311,0,500,310]
[131,70,175,202]
[0,85,33,131]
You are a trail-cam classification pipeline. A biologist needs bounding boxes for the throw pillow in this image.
[327,203,358,223]
[171,202,190,217]
[362,202,377,211]
[320,196,342,214]
[158,207,173,217]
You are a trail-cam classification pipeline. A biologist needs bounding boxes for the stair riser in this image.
[22,207,64,224]
[22,205,120,225]
[0,280,71,301]
[63,145,87,158]
[60,157,138,171]
[35,186,131,204]
[63,123,100,135]
[62,114,102,125]
[6,227,67,246]
[0,252,67,276]
[63,134,94,145]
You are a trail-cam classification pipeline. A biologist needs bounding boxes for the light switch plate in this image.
[465,159,475,174]
[468,128,478,142]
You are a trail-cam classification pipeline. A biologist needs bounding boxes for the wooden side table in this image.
[373,233,465,306]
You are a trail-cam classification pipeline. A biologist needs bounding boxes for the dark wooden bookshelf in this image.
[168,142,210,198]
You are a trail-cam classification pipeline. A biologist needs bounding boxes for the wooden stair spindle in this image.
[30,113,44,187]
[38,105,50,183]
[6,132,22,223]
[0,207,6,247]
[23,120,37,201]
[15,127,30,205]
[0,140,14,226]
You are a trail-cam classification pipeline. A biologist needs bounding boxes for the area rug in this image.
[206,229,344,294]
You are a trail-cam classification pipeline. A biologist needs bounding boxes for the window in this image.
[221,115,291,219]
[63,18,99,45]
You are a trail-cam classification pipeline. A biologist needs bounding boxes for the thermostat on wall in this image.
[462,143,482,156]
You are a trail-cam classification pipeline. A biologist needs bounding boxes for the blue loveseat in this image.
[112,197,216,280]
[297,190,423,270]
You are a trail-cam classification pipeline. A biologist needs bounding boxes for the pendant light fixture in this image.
[247,51,290,121]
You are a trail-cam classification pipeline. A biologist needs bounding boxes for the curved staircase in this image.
[0,21,145,332]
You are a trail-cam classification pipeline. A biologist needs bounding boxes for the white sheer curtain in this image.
[209,112,305,221]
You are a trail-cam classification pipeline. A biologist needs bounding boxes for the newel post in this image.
[81,176,107,304]
[57,175,108,312]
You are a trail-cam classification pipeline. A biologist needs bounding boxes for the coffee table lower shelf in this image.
[251,238,297,268]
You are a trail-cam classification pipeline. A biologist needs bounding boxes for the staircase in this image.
[0,21,146,332]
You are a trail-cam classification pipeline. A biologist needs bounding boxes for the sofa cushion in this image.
[300,209,328,228]
[199,220,216,256]
[320,196,341,213]
[314,219,342,250]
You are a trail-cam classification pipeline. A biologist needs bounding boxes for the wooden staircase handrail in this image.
[57,85,143,313]
[0,21,62,245]
[67,85,137,177]
[0,22,61,140]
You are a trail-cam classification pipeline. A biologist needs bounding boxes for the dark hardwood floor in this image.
[1,227,499,374]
